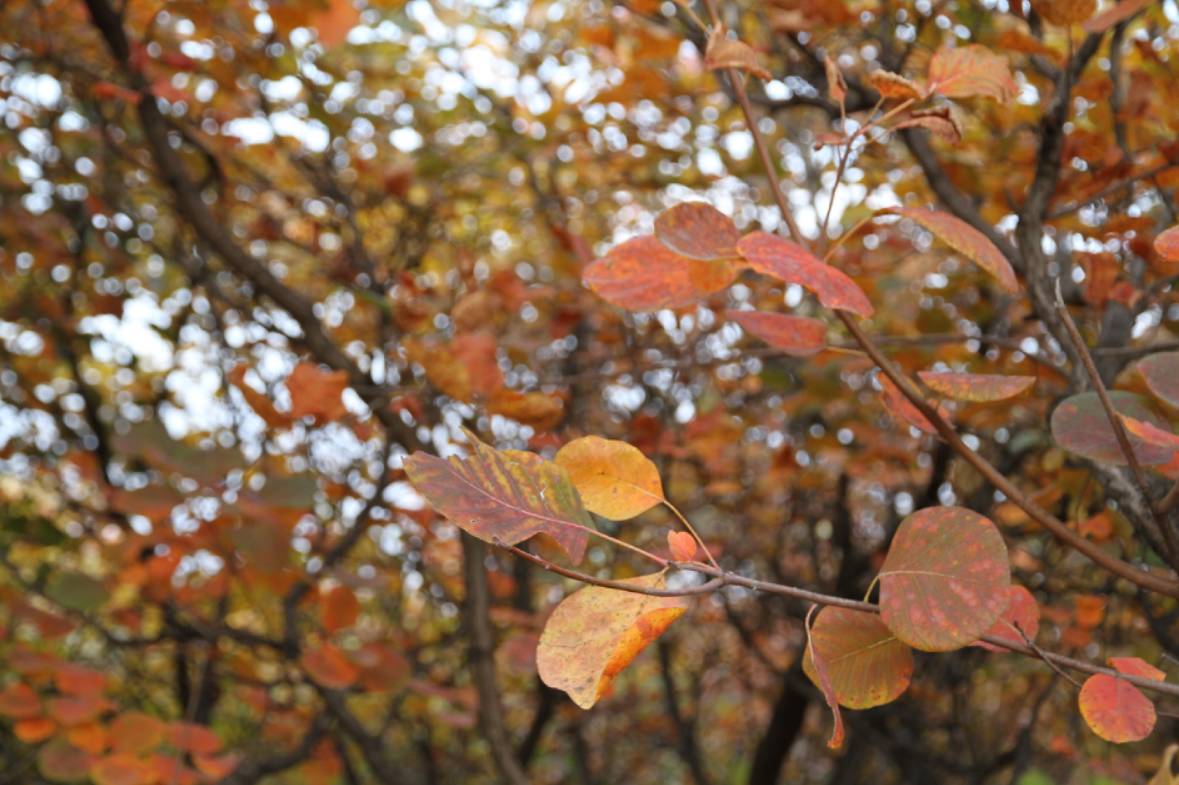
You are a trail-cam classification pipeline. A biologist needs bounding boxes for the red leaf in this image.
[878,507,1010,652]
[736,231,873,317]
[38,739,96,783]
[917,371,1035,402]
[404,428,595,563]
[584,237,738,311]
[1138,351,1179,407]
[973,584,1040,652]
[90,754,154,785]
[108,712,166,756]
[0,682,41,719]
[725,310,826,357]
[804,606,845,749]
[1119,413,1179,452]
[302,643,360,690]
[14,717,57,743]
[320,584,361,634]
[168,722,222,755]
[287,362,350,422]
[1079,673,1156,743]
[926,45,1018,102]
[654,203,740,261]
[885,208,1018,293]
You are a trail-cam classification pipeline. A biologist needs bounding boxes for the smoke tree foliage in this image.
[4,0,1179,783]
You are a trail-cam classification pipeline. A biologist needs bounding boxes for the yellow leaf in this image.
[555,436,664,520]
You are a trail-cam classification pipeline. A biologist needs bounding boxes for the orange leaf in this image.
[1109,656,1166,682]
[485,389,565,431]
[1083,0,1151,33]
[38,739,96,783]
[725,310,826,357]
[654,203,740,261]
[584,236,738,311]
[14,716,57,743]
[554,436,664,520]
[536,572,688,708]
[802,606,913,709]
[877,375,945,435]
[1033,0,1096,26]
[917,371,1035,402]
[286,362,349,422]
[54,665,108,696]
[108,712,166,755]
[48,694,112,727]
[301,642,360,689]
[67,722,109,755]
[885,207,1018,292]
[1079,673,1156,743]
[666,531,698,562]
[90,754,154,785]
[737,231,873,317]
[878,507,1010,651]
[0,682,41,719]
[803,606,845,749]
[926,45,1018,102]
[868,70,923,100]
[320,584,361,634]
[1051,391,1173,465]
[168,722,222,755]
[973,584,1040,652]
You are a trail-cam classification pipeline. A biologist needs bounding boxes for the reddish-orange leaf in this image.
[1119,413,1179,451]
[228,366,293,429]
[0,682,41,719]
[885,208,1018,292]
[1079,673,1156,743]
[168,722,222,755]
[803,606,845,750]
[877,375,946,435]
[536,572,688,709]
[405,428,595,563]
[1051,391,1173,465]
[868,70,923,100]
[90,754,154,785]
[878,507,1010,652]
[48,694,113,727]
[320,584,361,634]
[583,236,738,311]
[703,27,771,80]
[926,45,1018,102]
[353,643,410,692]
[38,738,96,783]
[302,642,360,690]
[309,0,359,47]
[917,371,1035,402]
[54,665,108,696]
[286,362,349,422]
[1138,352,1179,407]
[736,231,874,317]
[1033,0,1096,25]
[654,203,740,261]
[14,716,57,743]
[1110,657,1167,682]
[554,436,664,520]
[147,754,200,785]
[802,606,913,709]
[193,752,242,779]
[1083,0,1150,33]
[725,310,826,357]
[108,712,166,756]
[667,531,698,562]
[67,722,109,755]
[486,388,565,431]
[974,584,1040,652]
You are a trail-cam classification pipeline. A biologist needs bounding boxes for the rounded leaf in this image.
[926,45,1018,102]
[1157,226,1179,262]
[38,738,96,783]
[725,310,826,357]
[1079,674,1156,743]
[1110,656,1166,682]
[802,607,914,709]
[1138,351,1179,408]
[555,436,664,520]
[737,232,874,317]
[917,371,1035,402]
[537,572,688,709]
[583,236,737,311]
[168,722,222,755]
[667,531,698,562]
[108,712,166,756]
[301,642,360,690]
[1051,391,1173,465]
[654,203,740,261]
[878,507,1010,652]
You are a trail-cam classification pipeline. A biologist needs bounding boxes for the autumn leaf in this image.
[1138,351,1179,407]
[973,584,1040,652]
[883,207,1018,293]
[168,722,222,755]
[917,371,1035,402]
[583,236,738,311]
[14,716,56,743]
[286,362,349,422]
[878,507,1010,652]
[1033,0,1096,26]
[90,753,154,785]
[1083,0,1151,33]
[1079,672,1156,743]
[802,607,913,712]
[38,738,96,783]
[893,107,963,143]
[320,584,361,634]
[555,435,664,520]
[725,309,827,357]
[824,56,847,106]
[536,572,688,708]
[486,388,565,431]
[0,682,41,719]
[868,70,923,100]
[1118,413,1179,452]
[925,45,1018,103]
[1110,657,1166,681]
[654,202,740,261]
[704,26,771,81]
[108,712,166,756]
[803,606,845,749]
[877,374,945,435]
[736,231,874,317]
[1051,391,1174,465]
[666,531,698,562]
[405,428,595,563]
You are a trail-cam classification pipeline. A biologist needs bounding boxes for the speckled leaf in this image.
[1110,657,1167,682]
[926,45,1018,102]
[886,208,1018,292]
[973,584,1040,652]
[537,572,688,708]
[405,428,595,563]
[555,436,664,520]
[1079,673,1156,743]
[1138,352,1179,407]
[878,507,1010,652]
[654,203,740,261]
[802,606,913,710]
[725,310,826,357]
[877,375,946,435]
[737,231,873,317]
[917,371,1035,402]
[1051,391,1173,465]
[803,606,845,749]
[583,236,738,311]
